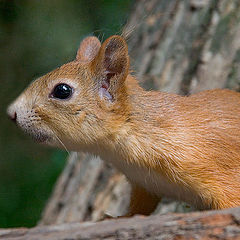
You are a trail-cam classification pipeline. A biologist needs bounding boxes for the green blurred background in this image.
[0,0,132,228]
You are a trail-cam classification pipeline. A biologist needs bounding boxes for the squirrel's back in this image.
[117,87,240,209]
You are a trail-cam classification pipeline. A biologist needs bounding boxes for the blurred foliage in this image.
[0,0,132,227]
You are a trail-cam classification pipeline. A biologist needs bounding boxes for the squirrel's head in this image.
[7,35,130,151]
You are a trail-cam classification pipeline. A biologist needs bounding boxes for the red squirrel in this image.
[7,35,240,216]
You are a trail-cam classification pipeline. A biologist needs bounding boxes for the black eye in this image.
[51,84,73,99]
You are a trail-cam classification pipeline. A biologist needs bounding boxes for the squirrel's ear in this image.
[91,35,129,102]
[76,36,101,62]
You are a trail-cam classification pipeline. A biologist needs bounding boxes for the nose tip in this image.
[9,111,17,122]
[7,105,17,123]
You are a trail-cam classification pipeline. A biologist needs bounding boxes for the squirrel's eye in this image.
[51,84,73,100]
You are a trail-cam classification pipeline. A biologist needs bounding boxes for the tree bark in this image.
[2,208,240,240]
[40,0,240,225]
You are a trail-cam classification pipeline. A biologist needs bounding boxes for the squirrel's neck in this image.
[97,75,184,177]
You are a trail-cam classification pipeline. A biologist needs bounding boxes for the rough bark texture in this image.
[40,0,240,225]
[2,208,240,240]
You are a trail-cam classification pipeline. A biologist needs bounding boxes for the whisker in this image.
[55,134,70,156]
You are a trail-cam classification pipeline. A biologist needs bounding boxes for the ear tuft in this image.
[76,36,101,62]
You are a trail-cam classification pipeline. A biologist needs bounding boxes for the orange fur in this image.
[7,35,240,216]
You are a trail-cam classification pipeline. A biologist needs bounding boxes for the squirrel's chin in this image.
[30,132,52,144]
[21,127,53,145]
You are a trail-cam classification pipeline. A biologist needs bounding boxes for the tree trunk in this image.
[40,0,240,225]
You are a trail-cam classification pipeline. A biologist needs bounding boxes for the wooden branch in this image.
[2,208,240,240]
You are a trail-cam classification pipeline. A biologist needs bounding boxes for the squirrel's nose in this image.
[9,112,17,122]
[7,105,17,123]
